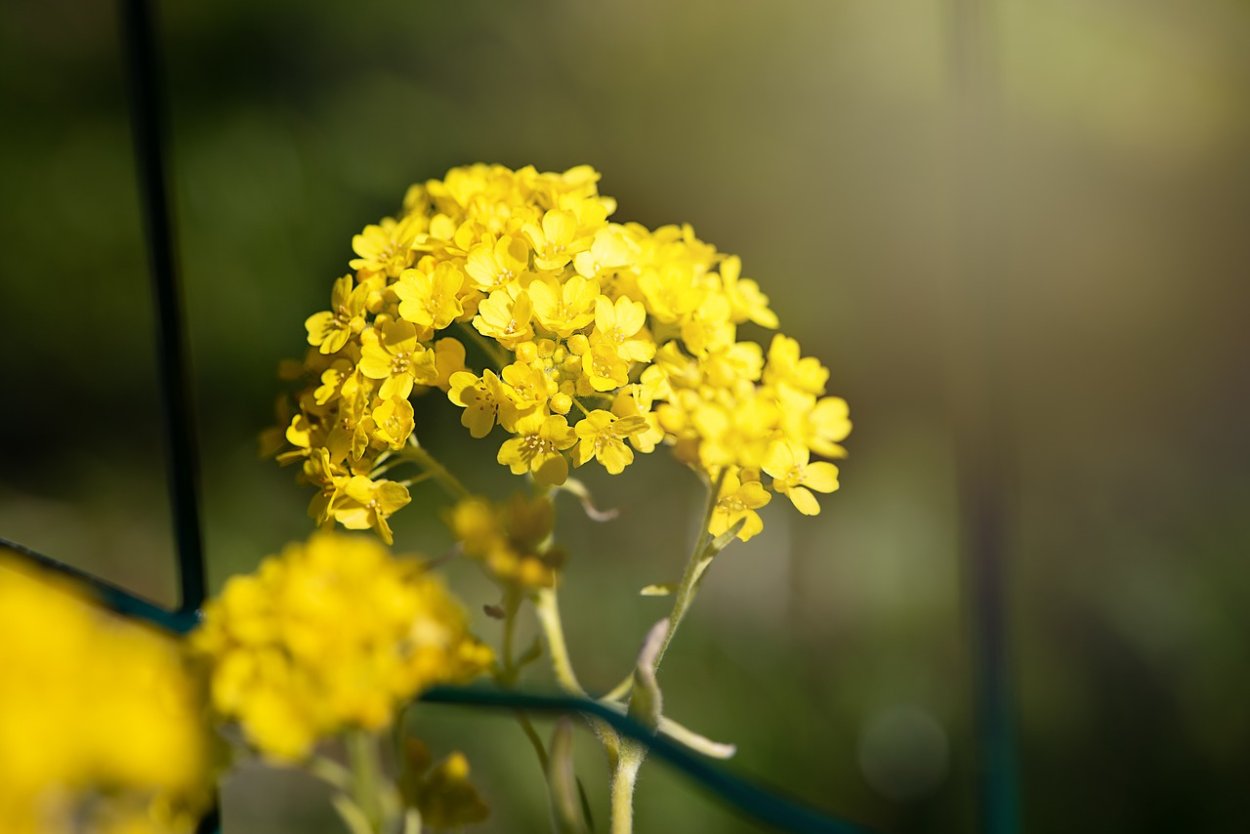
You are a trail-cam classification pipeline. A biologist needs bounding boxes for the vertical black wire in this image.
[947,1,1021,832]
[118,2,217,828]
[118,0,207,617]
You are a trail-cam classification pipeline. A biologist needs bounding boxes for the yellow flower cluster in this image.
[273,164,851,542]
[449,492,565,587]
[190,532,492,762]
[0,555,211,834]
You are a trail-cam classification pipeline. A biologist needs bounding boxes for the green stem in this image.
[601,673,634,703]
[610,746,644,834]
[496,588,552,775]
[403,438,470,499]
[309,755,353,791]
[516,710,551,772]
[347,730,385,833]
[607,469,728,833]
[457,321,512,369]
[652,469,726,672]
[534,587,588,696]
[535,585,622,767]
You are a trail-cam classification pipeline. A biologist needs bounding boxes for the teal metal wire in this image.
[0,0,880,831]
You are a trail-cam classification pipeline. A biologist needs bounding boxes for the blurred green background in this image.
[2,0,1249,831]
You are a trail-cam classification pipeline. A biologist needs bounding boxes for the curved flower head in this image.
[274,163,852,543]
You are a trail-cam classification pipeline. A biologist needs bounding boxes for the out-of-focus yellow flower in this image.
[0,554,212,834]
[190,532,492,763]
[399,740,490,831]
[449,493,564,587]
[719,255,778,329]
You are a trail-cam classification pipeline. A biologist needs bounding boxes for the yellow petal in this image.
[787,486,821,516]
[533,453,569,486]
[803,462,840,494]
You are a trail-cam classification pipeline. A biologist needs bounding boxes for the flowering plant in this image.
[1,163,850,834]
[259,163,852,832]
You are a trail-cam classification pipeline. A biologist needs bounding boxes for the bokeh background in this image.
[3,0,1249,831]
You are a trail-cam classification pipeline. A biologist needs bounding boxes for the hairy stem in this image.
[534,587,588,696]
[610,746,644,834]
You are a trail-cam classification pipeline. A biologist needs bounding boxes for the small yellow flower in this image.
[639,261,701,324]
[581,341,630,392]
[709,468,772,542]
[371,396,415,449]
[465,234,529,291]
[720,255,778,328]
[523,208,586,271]
[394,262,466,330]
[349,216,419,278]
[610,387,665,453]
[473,287,534,347]
[330,475,411,543]
[500,361,551,410]
[528,275,598,337]
[764,334,829,396]
[497,412,576,485]
[680,291,734,357]
[590,294,654,363]
[304,448,351,525]
[762,440,839,516]
[573,225,634,278]
[304,274,367,355]
[574,410,648,474]
[358,320,438,400]
[448,369,523,438]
